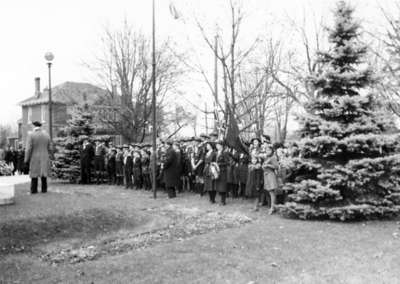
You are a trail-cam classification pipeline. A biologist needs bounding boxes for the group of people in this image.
[78,132,300,213]
[20,120,302,213]
[0,144,28,175]
[79,139,152,189]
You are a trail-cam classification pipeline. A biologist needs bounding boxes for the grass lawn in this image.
[1,182,400,284]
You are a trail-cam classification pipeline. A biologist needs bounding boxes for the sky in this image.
[0,0,396,133]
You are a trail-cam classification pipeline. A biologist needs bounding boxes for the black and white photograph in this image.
[1,0,400,283]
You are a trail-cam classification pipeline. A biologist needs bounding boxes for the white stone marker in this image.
[0,183,14,205]
[0,175,30,206]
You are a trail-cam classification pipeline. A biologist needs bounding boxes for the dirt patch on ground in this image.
[0,208,148,255]
[38,204,252,265]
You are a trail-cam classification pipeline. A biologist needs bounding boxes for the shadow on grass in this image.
[0,208,148,255]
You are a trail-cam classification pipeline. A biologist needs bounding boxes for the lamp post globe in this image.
[44,52,54,62]
[44,52,54,144]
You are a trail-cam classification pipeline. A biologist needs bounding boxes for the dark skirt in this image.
[94,156,105,171]
[238,164,248,184]
[215,168,227,193]
[245,167,263,197]
[204,176,214,192]
[116,161,123,176]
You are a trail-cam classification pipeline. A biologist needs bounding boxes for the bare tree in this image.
[0,124,17,148]
[271,13,326,106]
[86,19,184,142]
[235,38,295,142]
[164,105,197,139]
[195,0,260,125]
[368,2,400,118]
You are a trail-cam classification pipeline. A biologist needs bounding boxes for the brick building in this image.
[18,78,122,145]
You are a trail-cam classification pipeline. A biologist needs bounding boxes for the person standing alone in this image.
[24,121,51,194]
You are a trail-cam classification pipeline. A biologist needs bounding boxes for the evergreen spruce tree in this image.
[52,107,95,183]
[279,1,400,221]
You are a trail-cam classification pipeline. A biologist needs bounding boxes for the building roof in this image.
[19,81,117,107]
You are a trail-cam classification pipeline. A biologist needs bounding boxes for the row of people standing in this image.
[77,135,297,213]
[80,139,152,190]
[199,137,284,212]
[0,144,28,175]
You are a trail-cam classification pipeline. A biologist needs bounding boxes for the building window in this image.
[28,107,32,123]
[41,105,46,123]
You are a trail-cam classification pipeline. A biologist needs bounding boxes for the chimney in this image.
[34,77,40,96]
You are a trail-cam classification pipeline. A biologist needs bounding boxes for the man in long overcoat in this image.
[80,139,94,184]
[24,121,51,194]
[162,140,181,198]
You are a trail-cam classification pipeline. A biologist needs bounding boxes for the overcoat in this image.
[203,150,216,192]
[16,149,25,173]
[124,155,133,176]
[226,151,239,184]
[132,155,142,181]
[245,163,263,197]
[181,150,191,176]
[107,154,116,176]
[238,154,249,184]
[163,146,181,188]
[4,150,14,165]
[262,154,279,191]
[115,152,124,176]
[141,156,150,175]
[24,128,51,178]
[192,146,205,177]
[215,150,229,193]
[80,143,94,169]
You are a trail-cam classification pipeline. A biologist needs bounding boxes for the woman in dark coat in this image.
[124,148,134,189]
[106,149,117,185]
[226,148,235,196]
[238,153,249,198]
[162,141,181,198]
[115,148,124,185]
[4,146,14,166]
[191,139,205,195]
[16,145,25,175]
[203,142,216,203]
[141,150,151,190]
[132,150,142,189]
[215,140,229,205]
[227,149,239,198]
[245,155,263,198]
[80,140,94,184]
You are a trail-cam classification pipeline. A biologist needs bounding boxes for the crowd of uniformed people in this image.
[79,133,300,213]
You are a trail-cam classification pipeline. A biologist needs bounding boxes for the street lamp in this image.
[151,0,157,199]
[44,52,54,142]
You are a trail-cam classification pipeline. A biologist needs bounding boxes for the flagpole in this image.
[213,34,218,132]
[152,0,157,199]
